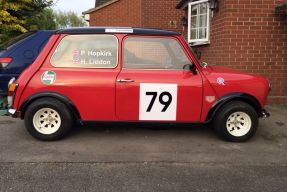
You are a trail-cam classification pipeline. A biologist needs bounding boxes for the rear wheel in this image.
[213,101,258,142]
[24,98,73,141]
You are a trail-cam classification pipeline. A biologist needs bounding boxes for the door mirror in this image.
[183,64,197,75]
[201,61,208,68]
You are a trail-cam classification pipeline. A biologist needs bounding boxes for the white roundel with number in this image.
[139,83,178,121]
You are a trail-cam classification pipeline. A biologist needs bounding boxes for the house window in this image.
[188,0,210,45]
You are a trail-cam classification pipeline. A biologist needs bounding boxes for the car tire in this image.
[24,98,73,141]
[213,101,258,142]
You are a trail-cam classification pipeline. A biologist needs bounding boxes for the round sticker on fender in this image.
[41,71,56,85]
[139,83,178,121]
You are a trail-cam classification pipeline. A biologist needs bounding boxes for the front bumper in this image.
[261,109,270,118]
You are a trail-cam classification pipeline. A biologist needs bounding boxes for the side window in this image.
[123,37,190,70]
[51,35,118,68]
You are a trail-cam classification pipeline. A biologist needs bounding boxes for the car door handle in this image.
[116,79,135,83]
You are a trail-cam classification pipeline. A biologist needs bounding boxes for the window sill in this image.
[188,41,210,47]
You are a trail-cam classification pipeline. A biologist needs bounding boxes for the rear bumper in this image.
[8,108,20,118]
[8,108,16,115]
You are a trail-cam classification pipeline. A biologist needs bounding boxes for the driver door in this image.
[116,36,202,122]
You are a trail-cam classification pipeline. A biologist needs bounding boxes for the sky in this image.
[53,0,95,16]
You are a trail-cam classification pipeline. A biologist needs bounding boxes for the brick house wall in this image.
[89,0,142,26]
[85,0,287,104]
[141,0,184,32]
[89,0,184,31]
[195,0,287,104]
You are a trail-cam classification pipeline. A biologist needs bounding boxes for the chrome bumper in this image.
[261,109,270,118]
[8,108,16,115]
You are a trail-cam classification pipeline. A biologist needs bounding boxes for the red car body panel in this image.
[202,66,269,107]
[13,34,61,110]
[12,32,269,123]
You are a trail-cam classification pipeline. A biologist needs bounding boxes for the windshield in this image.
[0,32,36,50]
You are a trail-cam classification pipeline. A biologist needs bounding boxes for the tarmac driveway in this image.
[0,105,286,191]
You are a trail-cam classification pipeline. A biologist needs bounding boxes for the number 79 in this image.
[146,92,172,112]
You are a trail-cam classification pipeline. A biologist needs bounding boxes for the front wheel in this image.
[213,101,258,142]
[24,98,73,141]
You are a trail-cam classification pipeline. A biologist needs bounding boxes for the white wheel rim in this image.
[32,108,61,135]
[226,112,252,137]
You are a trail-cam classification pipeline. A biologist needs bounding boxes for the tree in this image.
[0,0,54,43]
[0,0,86,44]
[0,0,32,33]
[26,8,57,30]
[54,11,87,29]
[28,9,87,30]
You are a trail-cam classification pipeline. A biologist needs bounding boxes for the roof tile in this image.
[95,0,114,8]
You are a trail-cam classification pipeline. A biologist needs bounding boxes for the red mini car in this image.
[7,27,270,142]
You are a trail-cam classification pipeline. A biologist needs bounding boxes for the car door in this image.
[116,36,203,122]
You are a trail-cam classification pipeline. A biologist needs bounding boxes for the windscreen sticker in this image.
[105,28,134,33]
[139,83,178,121]
[41,71,56,85]
[72,49,113,65]
[72,50,80,64]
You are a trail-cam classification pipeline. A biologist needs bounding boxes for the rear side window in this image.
[0,32,36,50]
[123,37,190,70]
[51,35,118,68]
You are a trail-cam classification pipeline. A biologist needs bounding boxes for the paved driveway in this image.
[0,105,286,191]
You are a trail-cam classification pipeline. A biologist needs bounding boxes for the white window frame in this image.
[188,0,210,45]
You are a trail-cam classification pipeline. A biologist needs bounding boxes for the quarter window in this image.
[188,0,210,44]
[123,37,190,70]
[51,35,118,68]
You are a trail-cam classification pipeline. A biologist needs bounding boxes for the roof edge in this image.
[56,27,181,36]
[83,0,120,14]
